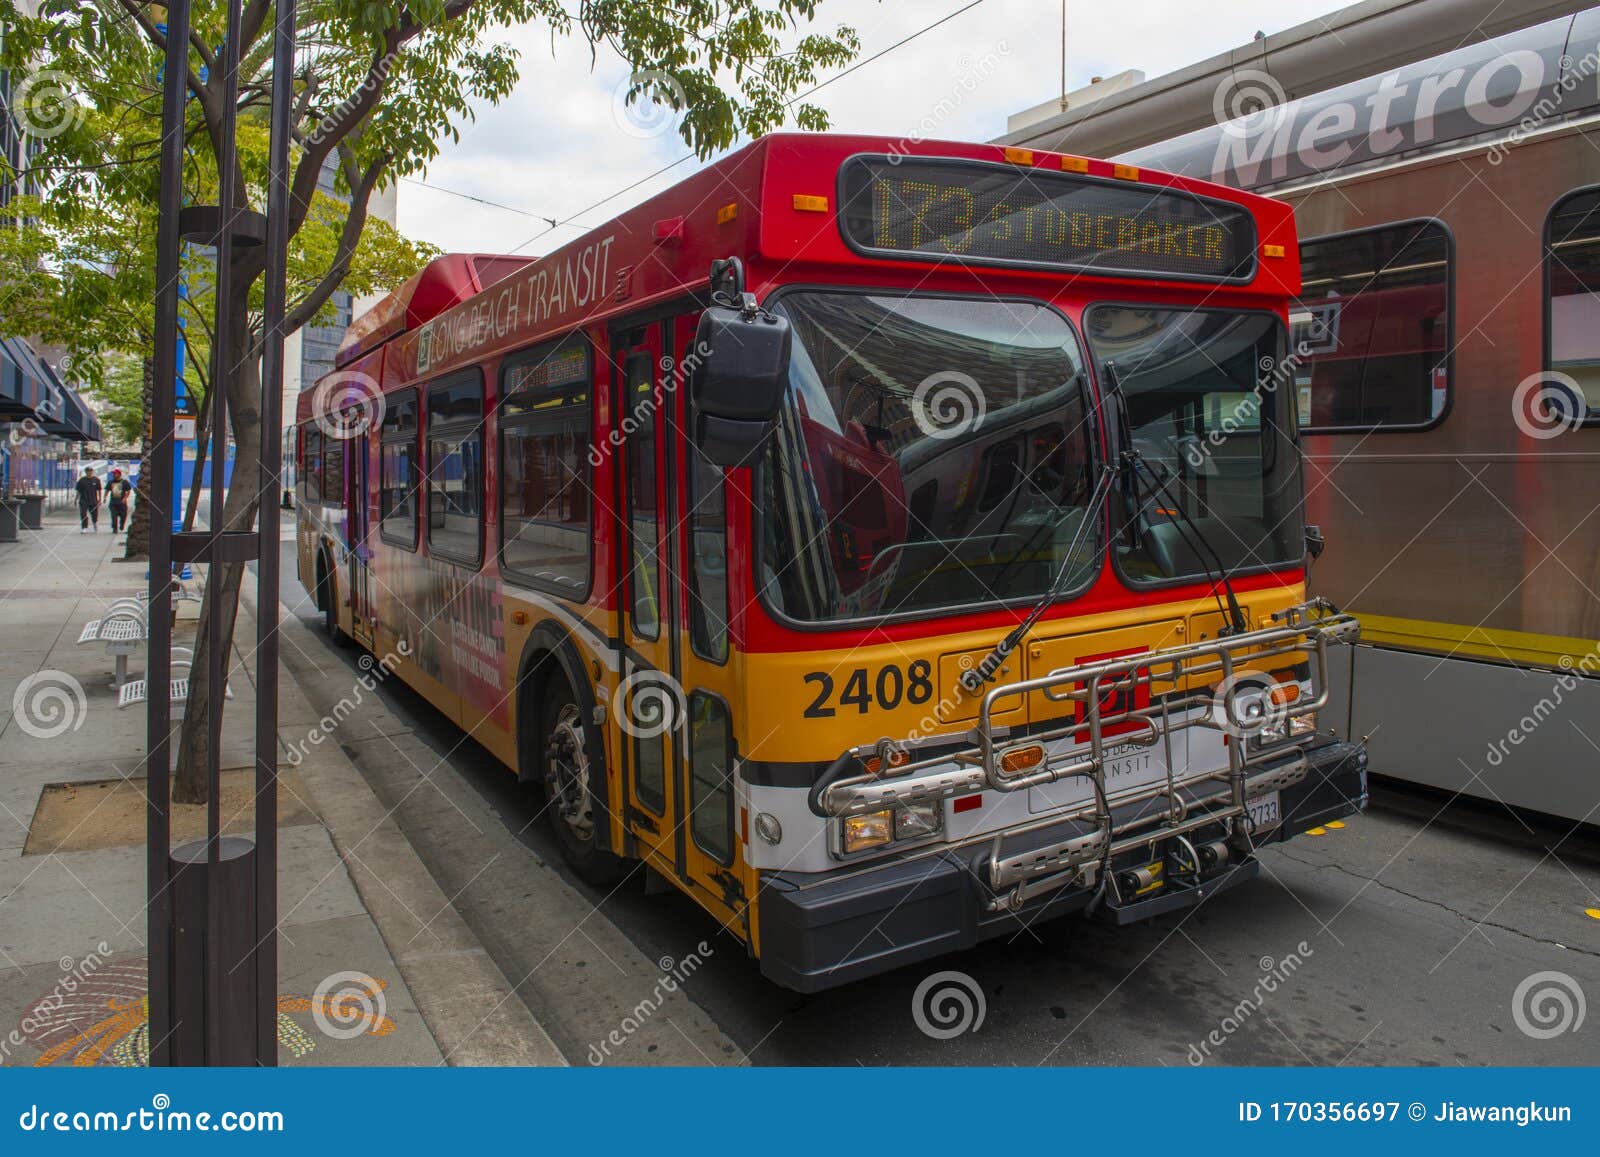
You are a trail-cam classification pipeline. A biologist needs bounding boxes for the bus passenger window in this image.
[1546,189,1600,421]
[625,355,659,639]
[689,694,733,865]
[380,389,419,549]
[426,374,484,564]
[304,427,323,503]
[323,437,345,505]
[499,338,591,595]
[1294,221,1450,430]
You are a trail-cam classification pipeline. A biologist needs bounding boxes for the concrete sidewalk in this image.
[0,511,562,1066]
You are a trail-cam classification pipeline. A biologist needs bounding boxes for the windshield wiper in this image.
[1102,359,1247,636]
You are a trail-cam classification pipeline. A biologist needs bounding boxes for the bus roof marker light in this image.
[792,194,829,213]
[653,216,685,243]
[1003,146,1034,165]
[1112,163,1140,181]
[1060,156,1090,173]
[1262,243,1287,258]
[716,202,737,225]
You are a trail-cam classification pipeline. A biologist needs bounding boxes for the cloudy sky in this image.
[395,0,1350,257]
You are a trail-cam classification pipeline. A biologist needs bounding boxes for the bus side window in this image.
[426,374,485,565]
[324,436,346,506]
[1545,188,1600,421]
[625,353,659,639]
[380,389,419,549]
[1293,220,1450,431]
[304,427,323,503]
[688,693,734,865]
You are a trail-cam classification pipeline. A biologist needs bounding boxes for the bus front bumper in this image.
[756,739,1367,993]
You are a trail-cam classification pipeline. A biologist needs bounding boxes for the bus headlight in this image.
[842,803,945,854]
[894,801,942,840]
[843,811,894,853]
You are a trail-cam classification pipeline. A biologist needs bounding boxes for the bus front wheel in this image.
[541,682,626,887]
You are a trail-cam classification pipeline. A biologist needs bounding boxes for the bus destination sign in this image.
[839,157,1257,281]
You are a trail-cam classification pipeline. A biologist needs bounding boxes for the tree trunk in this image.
[173,298,264,806]
[182,387,213,533]
[122,357,156,561]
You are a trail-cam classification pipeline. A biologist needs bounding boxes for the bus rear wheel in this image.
[541,684,625,887]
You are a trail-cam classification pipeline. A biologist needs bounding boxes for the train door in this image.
[615,317,744,930]
[347,433,376,648]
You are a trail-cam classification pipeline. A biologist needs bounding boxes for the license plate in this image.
[1247,791,1282,832]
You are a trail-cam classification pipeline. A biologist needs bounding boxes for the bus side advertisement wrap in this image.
[838,156,1258,281]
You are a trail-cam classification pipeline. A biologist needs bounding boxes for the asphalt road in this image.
[273,536,1600,1066]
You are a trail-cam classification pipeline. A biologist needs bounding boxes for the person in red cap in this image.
[106,468,132,534]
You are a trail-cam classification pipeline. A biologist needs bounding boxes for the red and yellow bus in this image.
[297,133,1367,991]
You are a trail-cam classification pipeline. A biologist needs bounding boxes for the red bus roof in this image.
[308,132,1300,416]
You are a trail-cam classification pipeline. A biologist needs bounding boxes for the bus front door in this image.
[616,317,746,933]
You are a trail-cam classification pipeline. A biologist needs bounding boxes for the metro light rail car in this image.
[296,132,1366,991]
[1100,6,1600,824]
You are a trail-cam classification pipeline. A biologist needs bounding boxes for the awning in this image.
[0,339,102,441]
[0,339,42,420]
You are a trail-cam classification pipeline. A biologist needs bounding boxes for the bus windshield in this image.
[1084,305,1301,583]
[759,291,1097,624]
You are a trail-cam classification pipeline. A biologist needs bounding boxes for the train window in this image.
[1545,189,1600,422]
[500,340,592,595]
[379,389,419,550]
[426,374,484,565]
[688,693,734,865]
[1293,221,1451,431]
[625,354,660,640]
[303,426,323,503]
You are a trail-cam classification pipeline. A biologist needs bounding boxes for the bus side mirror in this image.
[689,302,791,467]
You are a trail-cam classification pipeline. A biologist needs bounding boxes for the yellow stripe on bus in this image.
[1351,611,1599,670]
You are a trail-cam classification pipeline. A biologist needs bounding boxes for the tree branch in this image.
[270,152,388,351]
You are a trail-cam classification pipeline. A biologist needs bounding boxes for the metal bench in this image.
[117,647,232,710]
[77,600,149,690]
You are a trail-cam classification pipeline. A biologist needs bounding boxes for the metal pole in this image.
[255,0,297,1067]
[202,0,244,1068]
[147,0,192,1069]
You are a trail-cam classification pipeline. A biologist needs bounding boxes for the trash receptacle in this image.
[0,499,21,543]
[16,494,44,530]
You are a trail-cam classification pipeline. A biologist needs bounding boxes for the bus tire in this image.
[316,554,348,649]
[540,676,626,887]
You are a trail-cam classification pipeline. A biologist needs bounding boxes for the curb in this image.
[243,584,568,1066]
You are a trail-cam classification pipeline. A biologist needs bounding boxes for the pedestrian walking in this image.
[75,466,102,532]
[105,468,132,534]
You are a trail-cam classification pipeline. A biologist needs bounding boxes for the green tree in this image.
[1,0,858,803]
